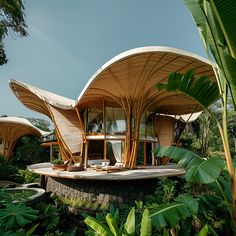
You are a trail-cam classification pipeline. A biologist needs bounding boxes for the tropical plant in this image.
[84,206,152,236]
[36,203,60,232]
[18,169,39,184]
[145,177,179,205]
[183,0,236,223]
[0,203,38,231]
[51,158,64,165]
[0,0,27,65]
[155,147,236,233]
[0,156,18,182]
[13,136,45,169]
[156,69,236,224]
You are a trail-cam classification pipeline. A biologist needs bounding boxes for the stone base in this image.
[44,176,157,208]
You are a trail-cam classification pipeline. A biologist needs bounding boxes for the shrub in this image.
[18,169,39,184]
[0,156,18,182]
[51,158,64,165]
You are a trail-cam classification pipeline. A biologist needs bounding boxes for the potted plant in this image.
[51,158,68,171]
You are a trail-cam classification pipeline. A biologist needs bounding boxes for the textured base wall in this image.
[44,176,157,207]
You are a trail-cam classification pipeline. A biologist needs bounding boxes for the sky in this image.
[0,0,207,123]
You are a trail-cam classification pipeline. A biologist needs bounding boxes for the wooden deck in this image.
[28,163,185,181]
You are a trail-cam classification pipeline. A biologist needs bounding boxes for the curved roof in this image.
[9,80,75,116]
[0,117,47,139]
[9,46,216,115]
[75,46,216,114]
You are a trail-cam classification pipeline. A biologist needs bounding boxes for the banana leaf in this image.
[157,69,220,109]
[149,194,198,228]
[105,213,120,236]
[124,207,135,235]
[84,216,113,236]
[157,146,225,184]
[140,209,152,236]
[184,0,236,108]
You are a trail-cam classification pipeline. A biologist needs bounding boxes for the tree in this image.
[0,0,27,65]
[156,69,236,227]
[183,0,236,223]
[27,117,52,132]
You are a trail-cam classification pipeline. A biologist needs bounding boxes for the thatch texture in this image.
[48,105,84,159]
[0,117,45,158]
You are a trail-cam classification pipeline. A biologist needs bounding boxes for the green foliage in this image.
[124,207,135,235]
[13,136,48,169]
[140,209,152,236]
[27,117,52,132]
[84,206,152,236]
[157,69,220,109]
[36,203,60,232]
[0,156,18,182]
[145,178,179,205]
[51,158,64,165]
[56,195,106,211]
[149,194,199,228]
[184,0,236,107]
[0,203,38,231]
[0,0,27,65]
[18,169,39,184]
[156,146,225,184]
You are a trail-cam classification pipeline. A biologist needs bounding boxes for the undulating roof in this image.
[9,46,216,115]
[0,116,47,140]
[75,46,216,114]
[9,80,75,117]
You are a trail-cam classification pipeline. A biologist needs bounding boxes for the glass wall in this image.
[105,107,126,134]
[85,108,103,133]
[139,112,155,139]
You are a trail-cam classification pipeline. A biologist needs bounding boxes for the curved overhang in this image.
[9,80,75,117]
[75,46,216,114]
[0,117,47,138]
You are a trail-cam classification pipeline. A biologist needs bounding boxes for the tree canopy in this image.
[0,0,27,65]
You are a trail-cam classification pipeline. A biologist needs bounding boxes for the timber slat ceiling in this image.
[0,117,45,157]
[9,46,216,116]
[49,105,83,154]
[75,47,216,114]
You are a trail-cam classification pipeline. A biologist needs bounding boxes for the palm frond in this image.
[156,146,225,184]
[149,194,199,228]
[157,69,220,109]
[184,0,236,108]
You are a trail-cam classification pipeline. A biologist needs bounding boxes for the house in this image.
[9,46,215,169]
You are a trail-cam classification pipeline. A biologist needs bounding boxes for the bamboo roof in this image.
[9,80,75,117]
[9,46,215,115]
[0,117,47,137]
[76,46,216,114]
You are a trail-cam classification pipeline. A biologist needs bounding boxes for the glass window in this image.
[139,116,146,138]
[105,107,126,134]
[137,142,144,165]
[146,113,155,138]
[86,108,103,133]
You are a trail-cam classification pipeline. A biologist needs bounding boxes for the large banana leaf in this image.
[149,194,199,228]
[105,213,120,236]
[157,146,225,184]
[84,216,113,236]
[184,0,236,108]
[140,209,152,236]
[157,69,220,109]
[124,207,135,235]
